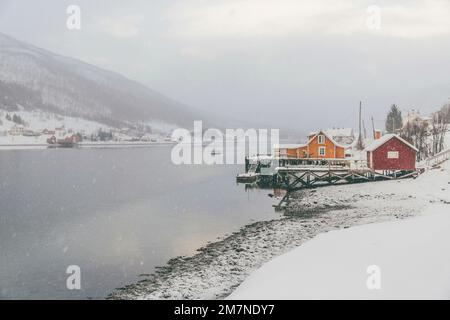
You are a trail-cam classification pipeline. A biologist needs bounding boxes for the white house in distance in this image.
[323,128,355,145]
[9,125,25,136]
[402,109,432,128]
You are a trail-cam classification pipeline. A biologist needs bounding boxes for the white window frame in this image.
[319,146,326,156]
[318,135,325,144]
[387,151,399,159]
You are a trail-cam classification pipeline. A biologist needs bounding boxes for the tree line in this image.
[385,103,449,161]
[4,113,26,125]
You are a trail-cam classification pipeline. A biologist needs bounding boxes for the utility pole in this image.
[371,117,376,139]
[359,101,362,138]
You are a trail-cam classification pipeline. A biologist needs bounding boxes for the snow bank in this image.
[229,204,450,300]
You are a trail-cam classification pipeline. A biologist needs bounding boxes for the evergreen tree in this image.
[385,104,403,133]
[12,114,24,125]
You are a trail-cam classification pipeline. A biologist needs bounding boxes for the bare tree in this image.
[401,118,429,161]
[440,103,450,123]
[430,111,448,155]
[401,104,449,161]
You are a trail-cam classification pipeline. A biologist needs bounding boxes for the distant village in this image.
[0,104,448,155]
[0,110,175,147]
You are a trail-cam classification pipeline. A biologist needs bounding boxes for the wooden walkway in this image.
[275,166,420,191]
[273,167,420,211]
[425,148,450,167]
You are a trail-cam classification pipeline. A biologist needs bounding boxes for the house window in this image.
[318,135,325,144]
[387,151,399,159]
[319,146,326,156]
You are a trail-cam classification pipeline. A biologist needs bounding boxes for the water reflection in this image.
[0,147,279,299]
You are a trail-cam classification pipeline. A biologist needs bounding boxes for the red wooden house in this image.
[366,134,418,171]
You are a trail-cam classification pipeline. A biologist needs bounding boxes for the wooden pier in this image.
[271,166,420,211]
[237,156,421,191]
[275,166,420,191]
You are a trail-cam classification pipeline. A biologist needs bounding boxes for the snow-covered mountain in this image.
[0,32,202,129]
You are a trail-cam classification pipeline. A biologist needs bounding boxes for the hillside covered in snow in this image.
[0,32,202,129]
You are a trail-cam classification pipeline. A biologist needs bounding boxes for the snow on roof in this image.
[309,128,354,137]
[274,143,307,149]
[365,134,418,152]
[325,128,354,137]
[307,130,348,149]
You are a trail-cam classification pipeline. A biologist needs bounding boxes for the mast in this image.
[363,119,367,139]
[356,101,364,150]
[371,116,376,139]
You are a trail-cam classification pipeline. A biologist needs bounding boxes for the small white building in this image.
[403,109,433,128]
[9,125,25,136]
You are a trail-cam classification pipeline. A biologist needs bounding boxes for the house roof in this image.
[309,128,354,137]
[324,128,354,137]
[274,143,307,149]
[365,134,419,152]
[307,130,347,148]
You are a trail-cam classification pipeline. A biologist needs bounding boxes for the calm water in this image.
[0,146,279,299]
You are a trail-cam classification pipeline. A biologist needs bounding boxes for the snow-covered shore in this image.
[0,139,176,150]
[229,206,450,300]
[229,161,450,299]
[110,160,450,300]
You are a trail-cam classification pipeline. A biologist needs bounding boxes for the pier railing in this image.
[275,157,369,171]
[425,148,450,168]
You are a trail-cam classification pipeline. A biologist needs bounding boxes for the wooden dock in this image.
[275,166,420,191]
[237,156,421,191]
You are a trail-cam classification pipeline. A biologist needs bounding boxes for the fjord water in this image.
[0,146,278,299]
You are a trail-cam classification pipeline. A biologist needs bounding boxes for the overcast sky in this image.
[1,0,450,133]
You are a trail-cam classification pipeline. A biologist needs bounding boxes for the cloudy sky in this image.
[1,0,449,133]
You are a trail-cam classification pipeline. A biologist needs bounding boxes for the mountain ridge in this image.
[0,32,205,129]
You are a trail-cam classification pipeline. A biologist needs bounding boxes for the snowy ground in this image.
[0,110,176,149]
[229,205,450,300]
[0,110,110,148]
[0,110,110,135]
[110,159,450,300]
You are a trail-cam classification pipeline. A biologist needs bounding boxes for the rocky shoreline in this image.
[109,173,436,300]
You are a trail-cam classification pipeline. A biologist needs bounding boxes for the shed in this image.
[366,134,418,171]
